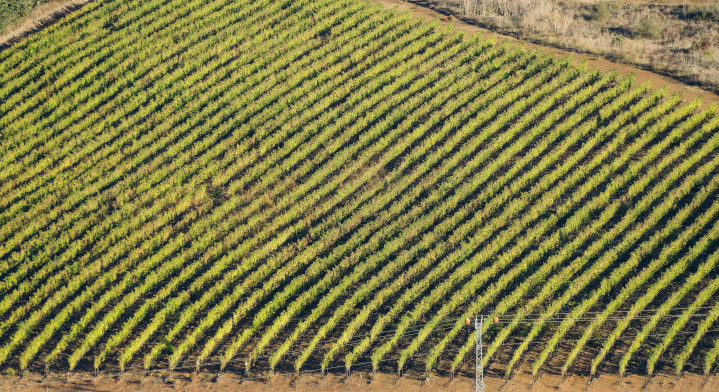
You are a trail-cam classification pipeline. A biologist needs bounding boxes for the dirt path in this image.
[577,0,717,4]
[0,0,93,47]
[375,0,719,108]
[1,370,717,391]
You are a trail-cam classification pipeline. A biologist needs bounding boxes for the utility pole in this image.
[476,315,485,392]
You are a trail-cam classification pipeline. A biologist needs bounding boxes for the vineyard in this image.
[1,0,719,383]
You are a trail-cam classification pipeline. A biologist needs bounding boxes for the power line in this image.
[3,323,718,391]
[484,328,719,349]
[484,312,716,324]
[4,305,719,390]
[479,305,719,319]
[120,304,714,372]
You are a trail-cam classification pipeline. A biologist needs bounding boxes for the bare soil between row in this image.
[1,370,718,391]
[1,1,719,391]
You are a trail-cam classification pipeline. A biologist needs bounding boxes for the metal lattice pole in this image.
[476,316,485,392]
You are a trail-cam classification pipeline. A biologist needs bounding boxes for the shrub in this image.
[635,16,662,39]
[587,2,610,21]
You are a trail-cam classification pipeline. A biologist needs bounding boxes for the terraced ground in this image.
[1,0,719,381]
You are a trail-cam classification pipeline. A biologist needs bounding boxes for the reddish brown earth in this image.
[1,370,718,391]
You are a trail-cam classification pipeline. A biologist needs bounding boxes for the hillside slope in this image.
[1,0,719,381]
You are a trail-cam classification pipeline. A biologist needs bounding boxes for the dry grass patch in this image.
[442,0,719,92]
